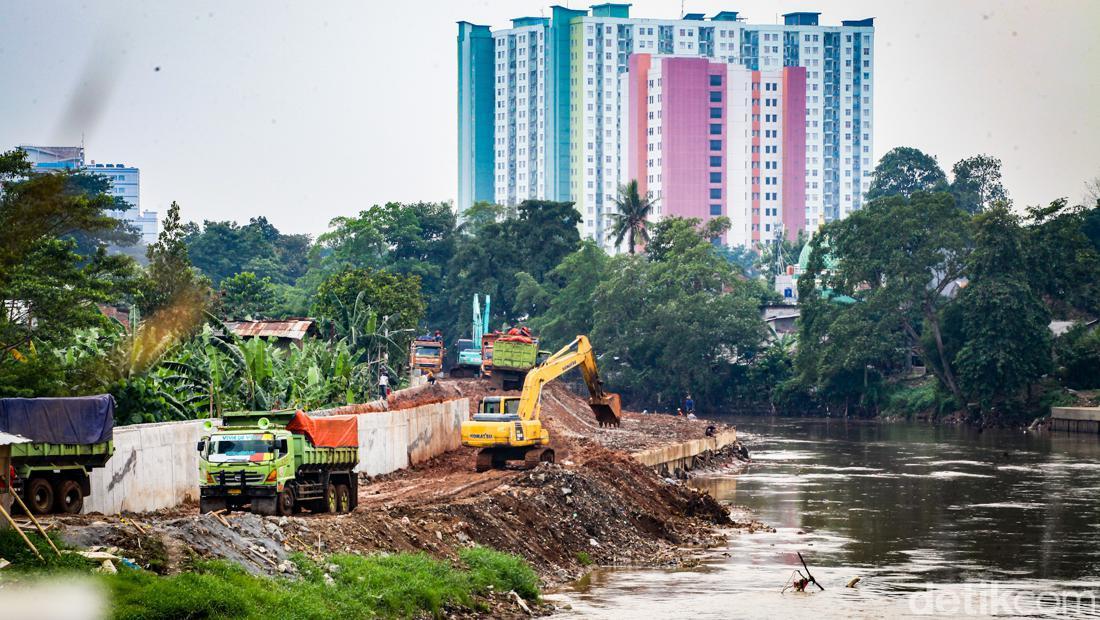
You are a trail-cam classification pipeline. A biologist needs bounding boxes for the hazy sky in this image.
[1,1,1098,236]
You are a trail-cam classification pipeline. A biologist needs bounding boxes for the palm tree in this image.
[608,180,657,254]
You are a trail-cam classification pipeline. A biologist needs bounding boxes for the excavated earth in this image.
[51,379,760,594]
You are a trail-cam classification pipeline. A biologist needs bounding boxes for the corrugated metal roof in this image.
[225,319,317,340]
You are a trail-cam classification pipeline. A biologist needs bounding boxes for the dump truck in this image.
[0,395,116,515]
[490,329,539,390]
[461,335,621,472]
[410,336,445,378]
[197,409,359,516]
[479,331,501,377]
[451,294,490,378]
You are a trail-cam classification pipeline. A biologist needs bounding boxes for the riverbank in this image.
[1,380,754,616]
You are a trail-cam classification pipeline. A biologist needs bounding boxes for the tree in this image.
[591,217,767,409]
[0,149,140,361]
[137,202,211,327]
[219,272,278,319]
[950,154,1008,214]
[520,240,610,348]
[608,180,656,254]
[806,192,971,405]
[1024,199,1100,316]
[444,199,580,336]
[312,267,425,375]
[185,217,309,286]
[954,206,1051,417]
[309,202,456,329]
[866,147,948,200]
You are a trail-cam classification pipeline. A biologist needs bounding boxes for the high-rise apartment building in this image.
[19,145,159,244]
[457,6,874,250]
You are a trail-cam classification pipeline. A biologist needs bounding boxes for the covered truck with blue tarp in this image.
[0,395,115,514]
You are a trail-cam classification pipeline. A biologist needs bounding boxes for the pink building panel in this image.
[781,66,808,240]
[627,54,651,195]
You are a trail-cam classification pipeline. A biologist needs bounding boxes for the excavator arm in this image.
[516,335,621,427]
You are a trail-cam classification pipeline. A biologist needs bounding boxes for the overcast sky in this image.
[1,0,1097,236]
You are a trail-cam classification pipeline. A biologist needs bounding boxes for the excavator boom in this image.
[516,335,621,427]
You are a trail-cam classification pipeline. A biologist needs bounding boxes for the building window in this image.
[710,156,722,167]
[709,188,722,199]
[709,74,722,86]
[709,91,722,102]
[710,140,722,151]
[709,172,722,183]
[710,204,722,216]
[709,124,722,135]
[709,107,722,119]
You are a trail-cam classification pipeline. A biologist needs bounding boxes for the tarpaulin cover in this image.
[285,410,359,448]
[0,395,115,445]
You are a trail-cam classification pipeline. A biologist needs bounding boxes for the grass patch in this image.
[0,528,92,574]
[574,551,593,567]
[100,548,539,619]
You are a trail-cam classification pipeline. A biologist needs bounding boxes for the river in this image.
[549,417,1100,619]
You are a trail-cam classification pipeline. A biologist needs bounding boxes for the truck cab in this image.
[410,338,445,376]
[197,411,358,516]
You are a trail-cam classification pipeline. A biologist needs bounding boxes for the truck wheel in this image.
[335,484,351,513]
[277,489,295,516]
[55,480,84,514]
[321,483,337,513]
[26,478,54,515]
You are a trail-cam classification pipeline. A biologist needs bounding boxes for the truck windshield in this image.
[208,434,275,463]
[415,346,441,357]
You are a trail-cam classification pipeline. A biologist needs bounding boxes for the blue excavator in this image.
[450,294,490,378]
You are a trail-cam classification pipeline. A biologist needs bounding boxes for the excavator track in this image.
[523,447,555,469]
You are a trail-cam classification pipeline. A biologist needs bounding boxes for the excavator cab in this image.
[473,396,521,422]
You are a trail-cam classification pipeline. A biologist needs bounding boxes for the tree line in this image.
[2,145,1098,426]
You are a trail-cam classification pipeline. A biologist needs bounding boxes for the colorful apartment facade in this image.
[457,5,874,250]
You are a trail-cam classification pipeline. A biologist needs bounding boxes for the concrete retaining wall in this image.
[632,430,739,474]
[1052,407,1100,433]
[83,398,469,515]
[85,419,210,514]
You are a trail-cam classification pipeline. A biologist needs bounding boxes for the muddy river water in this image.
[549,417,1100,619]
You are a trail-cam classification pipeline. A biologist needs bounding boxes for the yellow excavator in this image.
[461,335,621,472]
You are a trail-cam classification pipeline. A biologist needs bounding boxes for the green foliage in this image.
[866,146,948,200]
[313,202,456,330]
[445,199,581,336]
[608,180,656,254]
[0,149,142,363]
[574,551,593,566]
[522,240,609,349]
[884,382,944,419]
[0,529,90,573]
[1055,324,1100,389]
[219,272,278,320]
[950,154,1008,214]
[955,206,1052,411]
[185,216,310,286]
[103,550,539,620]
[137,202,211,320]
[592,217,767,410]
[1024,200,1100,316]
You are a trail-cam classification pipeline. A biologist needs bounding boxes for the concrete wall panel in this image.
[82,398,468,515]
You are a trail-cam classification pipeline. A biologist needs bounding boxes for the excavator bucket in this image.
[589,392,622,427]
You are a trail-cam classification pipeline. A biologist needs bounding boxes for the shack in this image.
[224,319,319,348]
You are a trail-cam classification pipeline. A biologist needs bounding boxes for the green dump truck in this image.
[491,336,540,391]
[1,395,116,515]
[197,409,359,516]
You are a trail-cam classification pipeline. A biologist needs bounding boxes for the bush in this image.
[459,546,540,602]
[1055,324,1100,389]
[884,382,941,419]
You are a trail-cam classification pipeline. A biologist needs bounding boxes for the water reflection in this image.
[551,418,1100,619]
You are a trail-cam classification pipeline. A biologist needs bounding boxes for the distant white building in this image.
[19,145,159,244]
